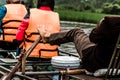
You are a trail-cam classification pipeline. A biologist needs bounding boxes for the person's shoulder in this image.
[0,6,6,10]
[0,6,7,11]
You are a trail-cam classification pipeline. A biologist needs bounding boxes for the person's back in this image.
[0,0,27,56]
[26,9,60,59]
[1,0,27,42]
[16,0,61,59]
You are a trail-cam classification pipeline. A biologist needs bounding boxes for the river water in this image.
[59,21,96,57]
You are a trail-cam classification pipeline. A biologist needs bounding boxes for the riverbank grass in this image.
[55,10,115,23]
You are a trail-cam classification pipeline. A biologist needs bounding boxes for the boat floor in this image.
[0,58,120,80]
[69,74,120,80]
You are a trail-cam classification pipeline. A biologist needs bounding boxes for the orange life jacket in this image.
[2,4,27,42]
[25,9,60,58]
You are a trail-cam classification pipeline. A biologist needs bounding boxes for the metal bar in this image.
[0,50,16,52]
[106,33,120,77]
[0,66,11,73]
[16,71,60,75]
[0,71,5,76]
[15,69,85,76]
[2,61,22,80]
[0,66,37,80]
[107,34,120,76]
[68,75,84,80]
[0,62,51,66]
[115,60,120,75]
[110,49,120,75]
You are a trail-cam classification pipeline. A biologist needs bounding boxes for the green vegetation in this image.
[55,10,115,24]
[1,0,119,24]
[55,0,120,23]
[56,0,120,14]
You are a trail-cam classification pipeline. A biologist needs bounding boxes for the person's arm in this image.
[0,6,6,20]
[89,17,110,44]
[89,28,104,43]
[13,10,30,47]
[16,18,29,41]
[89,16,120,44]
[0,6,7,33]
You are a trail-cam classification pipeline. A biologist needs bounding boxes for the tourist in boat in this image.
[15,0,60,59]
[0,0,27,58]
[43,16,120,73]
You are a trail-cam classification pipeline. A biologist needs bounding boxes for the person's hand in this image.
[37,26,47,43]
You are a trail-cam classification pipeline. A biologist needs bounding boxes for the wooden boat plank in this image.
[69,74,120,80]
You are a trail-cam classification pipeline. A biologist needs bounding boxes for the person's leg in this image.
[48,28,95,58]
[72,28,95,58]
[0,41,17,58]
[16,46,21,56]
